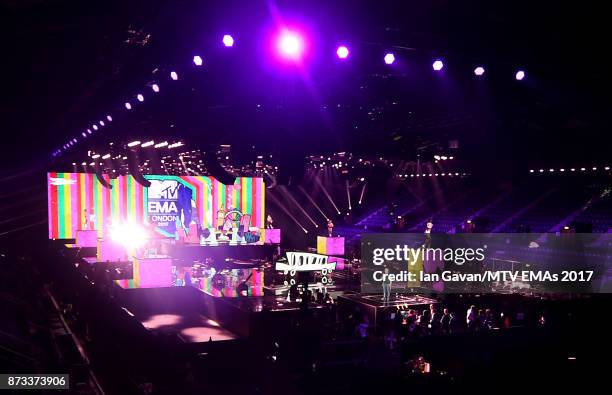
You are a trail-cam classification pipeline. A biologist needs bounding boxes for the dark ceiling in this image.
[1,0,610,174]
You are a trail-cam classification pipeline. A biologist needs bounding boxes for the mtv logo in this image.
[148,180,179,200]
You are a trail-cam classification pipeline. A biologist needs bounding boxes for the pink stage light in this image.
[432,59,444,71]
[106,115,112,121]
[137,94,144,102]
[222,34,234,47]
[125,102,132,110]
[474,66,485,76]
[110,222,149,249]
[151,84,160,92]
[515,70,525,80]
[92,125,98,131]
[336,45,349,59]
[193,55,203,66]
[384,53,395,65]
[277,30,304,59]
[170,71,178,80]
[87,128,92,134]
[99,120,105,126]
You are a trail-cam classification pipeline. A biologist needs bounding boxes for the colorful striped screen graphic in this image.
[48,173,266,240]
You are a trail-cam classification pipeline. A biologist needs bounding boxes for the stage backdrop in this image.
[48,173,265,239]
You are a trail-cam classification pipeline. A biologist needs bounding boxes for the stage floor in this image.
[139,312,238,343]
[338,293,439,309]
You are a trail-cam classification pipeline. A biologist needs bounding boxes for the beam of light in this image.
[127,141,141,147]
[277,30,304,59]
[432,59,444,71]
[384,53,395,65]
[222,34,234,47]
[359,182,367,205]
[279,187,318,227]
[336,45,349,59]
[313,175,341,214]
[345,180,352,210]
[268,193,308,233]
[298,186,329,221]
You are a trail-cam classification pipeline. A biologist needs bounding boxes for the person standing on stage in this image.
[266,214,274,229]
[381,266,391,303]
[424,218,433,247]
[327,219,334,237]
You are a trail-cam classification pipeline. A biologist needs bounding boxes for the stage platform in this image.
[337,293,439,327]
[140,312,238,343]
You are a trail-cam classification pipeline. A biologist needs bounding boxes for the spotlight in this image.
[193,55,203,66]
[170,71,178,80]
[93,125,98,131]
[82,132,86,137]
[154,141,168,148]
[529,169,534,173]
[99,120,105,126]
[107,115,113,121]
[127,141,141,147]
[384,53,395,65]
[111,222,149,249]
[151,84,160,93]
[277,30,303,59]
[222,34,234,47]
[137,94,144,102]
[141,140,154,148]
[474,66,485,76]
[432,59,444,71]
[515,70,525,80]
[102,154,111,159]
[125,102,132,110]
[336,45,349,59]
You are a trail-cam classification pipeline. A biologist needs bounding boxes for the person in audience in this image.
[466,305,476,331]
[429,304,441,334]
[477,309,487,330]
[440,308,451,334]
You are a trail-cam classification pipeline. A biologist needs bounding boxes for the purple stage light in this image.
[99,120,105,126]
[82,132,86,137]
[92,125,98,131]
[277,30,304,59]
[474,66,485,76]
[87,129,92,134]
[193,55,203,66]
[384,53,395,65]
[336,45,349,59]
[432,59,444,71]
[151,84,160,92]
[125,102,132,110]
[137,94,144,102]
[222,34,234,47]
[106,115,112,121]
[170,71,178,80]
[515,70,525,80]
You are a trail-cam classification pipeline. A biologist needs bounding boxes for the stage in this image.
[337,293,439,328]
